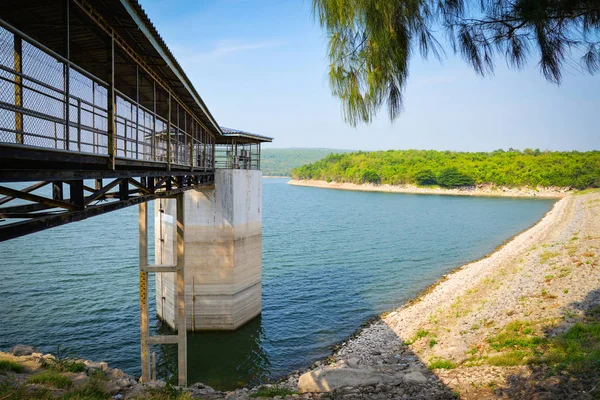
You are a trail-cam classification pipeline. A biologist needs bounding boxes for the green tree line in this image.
[291,149,600,189]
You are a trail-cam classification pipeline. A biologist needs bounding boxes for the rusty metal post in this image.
[176,193,187,386]
[139,201,150,382]
[13,34,23,145]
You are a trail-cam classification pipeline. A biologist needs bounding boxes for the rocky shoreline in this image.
[2,191,598,399]
[288,179,571,198]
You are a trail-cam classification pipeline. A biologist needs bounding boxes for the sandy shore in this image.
[288,179,571,198]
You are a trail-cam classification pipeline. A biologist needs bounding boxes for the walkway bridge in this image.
[0,0,271,241]
[0,0,272,387]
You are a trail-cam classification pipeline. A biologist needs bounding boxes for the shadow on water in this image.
[154,317,271,391]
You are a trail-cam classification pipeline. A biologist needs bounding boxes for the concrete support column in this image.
[155,169,262,330]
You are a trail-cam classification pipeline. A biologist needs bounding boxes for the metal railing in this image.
[0,22,214,171]
[215,142,261,170]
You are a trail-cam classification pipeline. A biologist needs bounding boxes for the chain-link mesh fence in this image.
[0,23,216,170]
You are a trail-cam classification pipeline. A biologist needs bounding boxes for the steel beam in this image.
[176,193,187,387]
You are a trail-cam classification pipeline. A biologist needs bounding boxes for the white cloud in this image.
[175,39,284,64]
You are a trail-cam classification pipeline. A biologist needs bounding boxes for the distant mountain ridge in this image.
[260,148,354,177]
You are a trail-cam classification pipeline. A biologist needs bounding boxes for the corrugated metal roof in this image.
[0,0,273,144]
[220,127,273,143]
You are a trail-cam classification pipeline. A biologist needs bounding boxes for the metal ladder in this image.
[138,197,187,386]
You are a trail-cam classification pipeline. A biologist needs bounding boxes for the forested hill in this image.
[260,148,353,176]
[291,150,600,189]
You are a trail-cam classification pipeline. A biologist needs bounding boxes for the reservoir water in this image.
[0,178,555,389]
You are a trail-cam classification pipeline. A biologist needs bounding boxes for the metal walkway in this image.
[0,0,271,242]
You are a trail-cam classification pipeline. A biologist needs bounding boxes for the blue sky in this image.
[140,0,599,151]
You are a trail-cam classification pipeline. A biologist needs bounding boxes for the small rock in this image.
[108,368,126,379]
[402,371,427,384]
[346,358,360,368]
[11,344,38,356]
[116,378,131,388]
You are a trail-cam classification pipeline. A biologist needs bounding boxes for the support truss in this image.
[0,173,213,242]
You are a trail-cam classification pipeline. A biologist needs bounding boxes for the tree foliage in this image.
[437,167,475,187]
[313,0,600,125]
[291,149,600,189]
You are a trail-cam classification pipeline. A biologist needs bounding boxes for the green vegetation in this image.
[260,148,353,177]
[61,378,108,400]
[537,321,600,374]
[487,321,546,351]
[404,328,430,345]
[476,312,600,377]
[540,251,560,263]
[130,384,191,400]
[0,358,24,374]
[292,149,600,189]
[487,350,532,366]
[40,346,86,373]
[28,370,72,389]
[313,0,599,125]
[428,358,457,370]
[250,385,298,398]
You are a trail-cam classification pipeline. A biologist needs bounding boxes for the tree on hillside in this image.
[437,167,476,187]
[313,0,600,125]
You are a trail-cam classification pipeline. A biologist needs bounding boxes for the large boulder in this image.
[298,367,397,393]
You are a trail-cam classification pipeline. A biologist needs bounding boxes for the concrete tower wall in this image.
[155,169,262,330]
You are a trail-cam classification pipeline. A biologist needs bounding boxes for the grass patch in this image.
[481,309,600,375]
[404,329,430,345]
[0,358,25,374]
[61,378,108,400]
[541,289,558,300]
[574,188,600,195]
[28,370,72,389]
[534,321,600,374]
[540,251,560,263]
[428,358,457,370]
[130,384,192,400]
[429,339,438,348]
[0,379,54,400]
[59,361,86,373]
[558,268,571,278]
[487,350,532,366]
[487,321,547,351]
[250,386,298,398]
[41,346,86,373]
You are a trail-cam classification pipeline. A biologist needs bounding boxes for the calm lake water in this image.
[0,178,555,389]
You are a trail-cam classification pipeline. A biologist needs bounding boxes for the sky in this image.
[139,0,599,152]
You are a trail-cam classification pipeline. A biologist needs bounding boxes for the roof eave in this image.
[119,0,224,137]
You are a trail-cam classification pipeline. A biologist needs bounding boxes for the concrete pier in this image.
[155,169,262,330]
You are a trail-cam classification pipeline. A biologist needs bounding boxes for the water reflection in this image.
[155,316,270,390]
